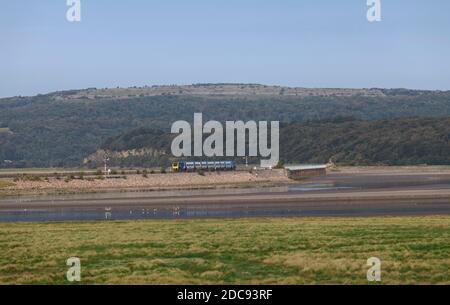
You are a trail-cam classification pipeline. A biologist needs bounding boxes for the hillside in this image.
[281,117,450,165]
[1,84,450,167]
[84,117,450,167]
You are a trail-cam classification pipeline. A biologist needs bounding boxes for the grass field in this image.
[0,216,449,284]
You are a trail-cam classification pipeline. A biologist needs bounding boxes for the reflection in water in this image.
[0,184,341,222]
[0,206,329,222]
[288,184,353,192]
[1,206,304,222]
[2,178,450,222]
[1,202,449,222]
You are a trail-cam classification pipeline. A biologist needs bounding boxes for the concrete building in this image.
[285,164,327,179]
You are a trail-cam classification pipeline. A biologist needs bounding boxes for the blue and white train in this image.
[172,161,236,172]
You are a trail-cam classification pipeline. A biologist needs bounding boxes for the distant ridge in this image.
[9,84,390,100]
[3,84,449,100]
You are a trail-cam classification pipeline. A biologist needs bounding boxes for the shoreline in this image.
[2,165,450,199]
[2,187,450,209]
[0,180,293,199]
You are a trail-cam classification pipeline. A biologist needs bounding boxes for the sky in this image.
[1,0,450,97]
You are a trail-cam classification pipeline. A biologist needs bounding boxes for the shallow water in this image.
[2,175,450,222]
[0,184,336,222]
[1,201,449,222]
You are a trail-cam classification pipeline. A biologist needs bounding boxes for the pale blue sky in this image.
[1,0,450,97]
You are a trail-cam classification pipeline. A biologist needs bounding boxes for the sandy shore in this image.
[336,165,450,175]
[2,165,450,197]
[1,169,290,196]
[2,167,450,220]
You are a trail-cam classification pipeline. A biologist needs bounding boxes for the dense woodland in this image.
[1,87,450,167]
[96,117,450,167]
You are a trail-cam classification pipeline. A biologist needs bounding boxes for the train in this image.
[172,161,236,172]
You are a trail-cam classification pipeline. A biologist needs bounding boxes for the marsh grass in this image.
[0,216,449,284]
[0,181,14,189]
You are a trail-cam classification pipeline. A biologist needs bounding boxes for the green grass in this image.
[0,216,449,284]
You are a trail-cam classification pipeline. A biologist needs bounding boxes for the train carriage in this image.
[172,161,236,172]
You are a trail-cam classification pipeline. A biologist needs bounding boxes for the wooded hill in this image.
[1,85,450,167]
[89,117,450,167]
